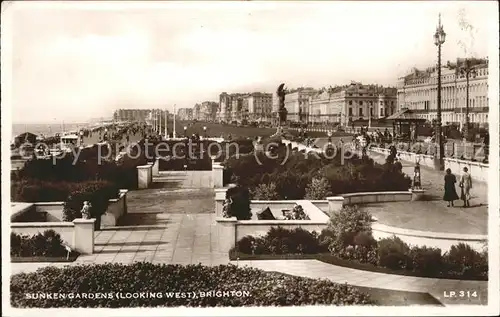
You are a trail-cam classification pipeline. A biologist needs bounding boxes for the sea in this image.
[11,123,94,139]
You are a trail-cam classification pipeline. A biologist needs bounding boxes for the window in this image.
[381,108,384,116]
[349,100,353,105]
[360,94,363,96]
[391,101,394,106]
[370,108,373,116]
[359,101,363,105]
[359,108,363,116]
[348,108,353,116]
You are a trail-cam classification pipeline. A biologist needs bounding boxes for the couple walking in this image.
[443,167,473,207]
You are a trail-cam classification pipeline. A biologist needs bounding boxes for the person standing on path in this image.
[459,167,473,207]
[443,168,459,207]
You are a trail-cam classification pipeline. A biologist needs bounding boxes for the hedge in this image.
[11,230,69,258]
[62,180,119,223]
[11,179,118,203]
[10,263,374,307]
[225,144,411,200]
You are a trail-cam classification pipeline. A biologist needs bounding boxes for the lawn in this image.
[175,121,277,138]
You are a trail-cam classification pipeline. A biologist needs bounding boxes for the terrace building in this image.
[397,57,489,126]
[113,109,153,122]
[277,83,397,125]
[193,104,201,121]
[200,101,219,122]
[177,108,193,121]
[245,92,273,122]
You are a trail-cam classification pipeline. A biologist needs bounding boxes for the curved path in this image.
[232,259,487,306]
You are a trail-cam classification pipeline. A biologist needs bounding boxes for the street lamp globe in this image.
[434,25,446,46]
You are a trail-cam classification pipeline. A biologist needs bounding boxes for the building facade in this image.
[193,104,201,121]
[277,84,397,125]
[218,92,232,122]
[282,88,317,123]
[113,109,163,122]
[177,108,193,121]
[245,92,273,122]
[397,58,489,125]
[199,101,219,121]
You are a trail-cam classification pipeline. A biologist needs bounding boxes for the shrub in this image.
[225,185,252,220]
[62,180,119,222]
[377,236,411,270]
[443,243,488,278]
[234,227,326,255]
[11,180,77,202]
[320,206,373,251]
[10,263,373,307]
[304,177,333,199]
[10,230,68,257]
[283,205,309,220]
[408,246,443,276]
[251,182,279,200]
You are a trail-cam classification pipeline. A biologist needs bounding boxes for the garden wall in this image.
[369,147,489,182]
[371,223,487,252]
[11,218,96,254]
[11,190,128,227]
[215,196,332,252]
[341,191,412,205]
[444,158,488,182]
[101,189,128,227]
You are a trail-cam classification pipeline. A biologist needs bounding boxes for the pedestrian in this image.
[443,168,459,207]
[459,167,473,207]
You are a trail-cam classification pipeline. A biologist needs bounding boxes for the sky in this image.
[2,1,497,123]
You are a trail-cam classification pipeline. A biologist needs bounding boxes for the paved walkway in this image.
[126,187,215,215]
[153,170,214,188]
[233,259,487,306]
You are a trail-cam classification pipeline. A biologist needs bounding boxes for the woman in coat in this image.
[459,167,473,207]
[443,168,459,207]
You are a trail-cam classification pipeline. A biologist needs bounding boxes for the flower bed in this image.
[229,207,488,281]
[10,230,79,262]
[10,263,374,307]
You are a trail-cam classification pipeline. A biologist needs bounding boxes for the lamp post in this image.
[433,13,446,171]
[327,130,333,144]
[184,126,187,137]
[203,126,207,138]
[164,110,168,138]
[460,59,477,141]
[173,104,177,139]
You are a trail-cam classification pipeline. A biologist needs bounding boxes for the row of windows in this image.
[347,107,395,117]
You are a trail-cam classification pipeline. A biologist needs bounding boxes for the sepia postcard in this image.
[1,1,499,316]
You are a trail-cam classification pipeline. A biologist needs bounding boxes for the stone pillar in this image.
[152,158,160,177]
[326,196,345,216]
[216,217,237,253]
[214,188,228,217]
[212,163,224,188]
[137,165,152,189]
[73,218,96,254]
